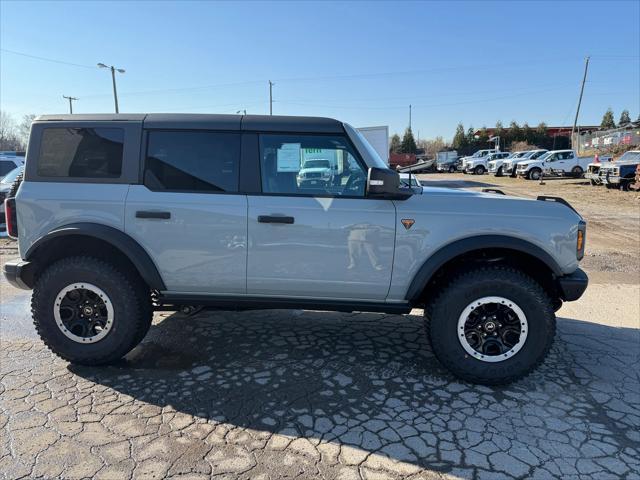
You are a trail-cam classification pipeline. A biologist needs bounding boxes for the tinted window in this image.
[38,128,124,178]
[259,134,367,197]
[0,160,15,176]
[145,131,240,192]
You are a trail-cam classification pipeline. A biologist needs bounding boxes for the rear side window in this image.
[144,131,240,192]
[0,160,16,176]
[38,128,124,178]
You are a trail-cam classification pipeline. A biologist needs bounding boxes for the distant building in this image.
[474,126,599,138]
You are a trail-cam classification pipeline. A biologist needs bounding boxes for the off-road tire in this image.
[7,172,23,198]
[528,168,542,181]
[32,256,152,365]
[426,265,555,385]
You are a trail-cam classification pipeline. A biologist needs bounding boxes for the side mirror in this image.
[366,167,413,200]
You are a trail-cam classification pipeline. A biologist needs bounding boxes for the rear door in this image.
[246,132,396,300]
[125,129,247,294]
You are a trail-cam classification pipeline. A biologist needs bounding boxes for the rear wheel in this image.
[449,165,456,173]
[426,266,555,385]
[32,256,152,365]
[571,166,584,178]
[528,168,542,181]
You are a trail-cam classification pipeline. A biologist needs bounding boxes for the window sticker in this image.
[277,143,302,172]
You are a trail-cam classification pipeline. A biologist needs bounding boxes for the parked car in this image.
[435,151,460,173]
[3,113,588,386]
[465,151,510,175]
[459,149,499,174]
[516,150,594,180]
[0,165,24,234]
[585,155,615,185]
[296,159,333,188]
[599,150,640,190]
[489,151,525,176]
[503,149,548,177]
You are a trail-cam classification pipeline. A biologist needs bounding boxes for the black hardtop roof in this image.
[34,113,345,133]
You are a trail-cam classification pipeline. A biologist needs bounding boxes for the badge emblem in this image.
[401,219,415,230]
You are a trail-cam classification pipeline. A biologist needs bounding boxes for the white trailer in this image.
[357,126,389,165]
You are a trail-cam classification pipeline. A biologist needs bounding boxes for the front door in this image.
[247,133,396,300]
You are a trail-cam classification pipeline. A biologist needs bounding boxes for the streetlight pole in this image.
[98,63,125,113]
[62,95,78,114]
[269,80,274,115]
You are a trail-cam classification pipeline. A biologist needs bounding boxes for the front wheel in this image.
[571,166,584,178]
[495,166,503,177]
[474,165,486,175]
[426,266,555,385]
[449,165,456,173]
[528,168,542,181]
[32,256,152,365]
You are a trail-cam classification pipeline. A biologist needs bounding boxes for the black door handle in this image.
[136,211,171,219]
[258,215,295,224]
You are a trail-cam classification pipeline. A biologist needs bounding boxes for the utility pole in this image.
[571,56,590,150]
[269,81,274,115]
[62,95,78,114]
[409,104,412,130]
[98,63,125,113]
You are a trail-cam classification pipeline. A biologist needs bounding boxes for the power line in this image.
[1,48,95,69]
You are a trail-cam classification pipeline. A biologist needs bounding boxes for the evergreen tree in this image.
[535,122,548,149]
[522,123,534,144]
[466,126,476,146]
[600,108,616,129]
[452,123,466,150]
[618,109,631,126]
[390,134,401,154]
[509,121,522,143]
[400,128,417,154]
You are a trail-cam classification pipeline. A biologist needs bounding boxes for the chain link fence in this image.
[577,124,640,153]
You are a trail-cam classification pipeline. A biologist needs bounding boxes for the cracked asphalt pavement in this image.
[2,292,639,479]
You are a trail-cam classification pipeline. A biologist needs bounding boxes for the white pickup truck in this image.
[515,150,594,180]
[464,151,510,175]
[459,149,498,173]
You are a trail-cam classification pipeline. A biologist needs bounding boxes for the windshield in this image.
[0,166,23,184]
[302,160,330,169]
[343,123,388,169]
[618,151,640,162]
[471,150,487,158]
[537,152,552,161]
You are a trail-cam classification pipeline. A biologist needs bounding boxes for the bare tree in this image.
[0,111,23,151]
[18,114,37,148]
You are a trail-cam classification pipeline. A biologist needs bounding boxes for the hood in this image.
[299,167,330,173]
[514,159,542,167]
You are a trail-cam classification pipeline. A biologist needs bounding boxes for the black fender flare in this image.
[25,223,166,290]
[405,235,563,302]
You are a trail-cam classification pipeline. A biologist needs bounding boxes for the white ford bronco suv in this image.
[3,114,588,385]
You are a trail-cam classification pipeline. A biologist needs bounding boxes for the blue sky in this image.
[1,1,639,141]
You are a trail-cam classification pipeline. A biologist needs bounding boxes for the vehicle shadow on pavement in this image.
[67,309,640,477]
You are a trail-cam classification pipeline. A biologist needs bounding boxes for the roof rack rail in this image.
[536,195,577,213]
[482,188,506,195]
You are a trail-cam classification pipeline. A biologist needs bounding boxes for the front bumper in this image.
[3,258,35,290]
[557,268,588,302]
[601,174,620,185]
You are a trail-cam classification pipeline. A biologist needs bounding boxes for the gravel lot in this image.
[1,175,639,479]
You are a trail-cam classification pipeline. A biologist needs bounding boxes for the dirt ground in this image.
[417,173,640,283]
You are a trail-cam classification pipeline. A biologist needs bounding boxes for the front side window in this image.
[38,127,124,178]
[259,134,367,197]
[145,131,240,192]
